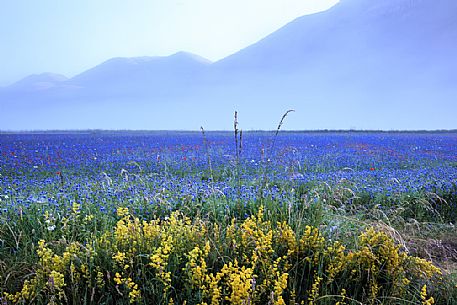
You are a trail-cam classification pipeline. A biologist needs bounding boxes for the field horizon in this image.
[2,129,457,134]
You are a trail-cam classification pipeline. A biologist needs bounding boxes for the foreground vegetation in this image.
[1,187,456,304]
[1,129,457,304]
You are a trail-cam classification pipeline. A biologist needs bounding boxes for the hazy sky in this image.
[0,0,338,86]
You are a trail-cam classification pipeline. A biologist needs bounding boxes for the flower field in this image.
[1,131,456,304]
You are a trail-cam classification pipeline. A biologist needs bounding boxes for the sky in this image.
[0,0,338,86]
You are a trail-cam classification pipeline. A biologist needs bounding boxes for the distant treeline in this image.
[1,129,457,135]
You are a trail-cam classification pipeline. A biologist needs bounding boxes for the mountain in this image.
[208,0,457,129]
[69,52,212,96]
[217,0,457,75]
[5,73,68,91]
[1,0,456,130]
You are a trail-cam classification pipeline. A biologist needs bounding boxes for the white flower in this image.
[47,225,56,231]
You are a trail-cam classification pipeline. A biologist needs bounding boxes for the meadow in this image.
[1,130,457,304]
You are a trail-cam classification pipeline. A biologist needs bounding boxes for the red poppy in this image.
[56,171,61,175]
[370,167,375,171]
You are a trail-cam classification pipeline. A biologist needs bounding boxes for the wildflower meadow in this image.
[1,129,457,304]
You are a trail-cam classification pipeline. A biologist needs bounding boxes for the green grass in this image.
[1,175,456,304]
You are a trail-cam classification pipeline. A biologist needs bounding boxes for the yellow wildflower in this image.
[420,284,435,305]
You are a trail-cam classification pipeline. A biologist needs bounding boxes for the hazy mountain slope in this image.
[207,0,457,129]
[3,73,68,92]
[215,0,457,80]
[70,52,211,92]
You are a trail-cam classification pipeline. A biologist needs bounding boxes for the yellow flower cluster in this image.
[117,206,129,217]
[3,207,443,305]
[3,239,94,304]
[185,241,211,287]
[106,209,209,303]
[335,288,347,305]
[225,207,292,304]
[221,259,254,304]
[324,241,346,282]
[307,273,322,305]
[113,272,141,303]
[72,202,81,215]
[271,257,289,305]
[420,284,435,305]
[150,235,174,293]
